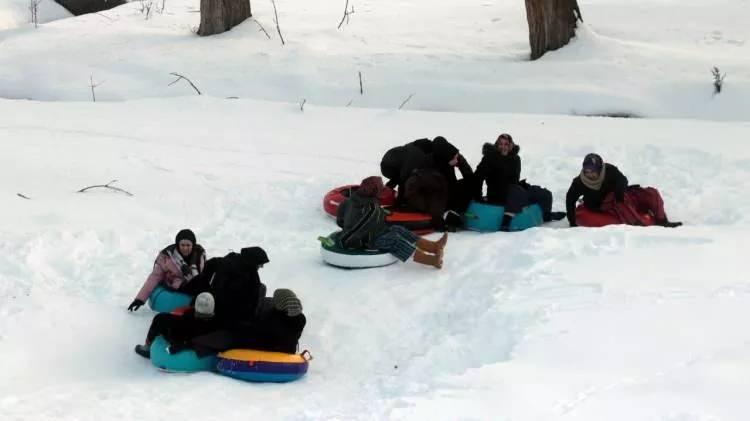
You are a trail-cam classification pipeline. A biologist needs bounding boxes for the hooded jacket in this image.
[474,142,521,204]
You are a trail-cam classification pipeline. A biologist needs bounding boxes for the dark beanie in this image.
[273,288,303,317]
[582,153,604,173]
[175,229,196,245]
[432,136,459,164]
[496,133,513,144]
[358,176,384,198]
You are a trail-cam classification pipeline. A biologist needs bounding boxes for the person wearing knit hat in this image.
[566,154,682,228]
[128,229,207,312]
[337,175,448,269]
[273,289,303,317]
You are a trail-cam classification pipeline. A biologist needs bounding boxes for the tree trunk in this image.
[198,0,252,36]
[525,0,583,60]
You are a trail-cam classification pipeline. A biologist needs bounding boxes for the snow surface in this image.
[0,97,749,420]
[2,0,750,419]
[0,0,748,120]
[0,0,71,30]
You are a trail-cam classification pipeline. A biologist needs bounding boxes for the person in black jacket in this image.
[566,153,629,227]
[134,292,220,358]
[380,138,434,196]
[567,153,682,227]
[337,176,447,268]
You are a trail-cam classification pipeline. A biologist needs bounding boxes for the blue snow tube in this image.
[463,201,544,232]
[216,349,311,383]
[148,286,192,313]
[149,336,218,373]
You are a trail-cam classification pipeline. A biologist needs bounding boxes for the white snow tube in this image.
[319,232,398,269]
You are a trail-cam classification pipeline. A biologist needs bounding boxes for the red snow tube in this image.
[323,185,434,234]
[575,205,656,227]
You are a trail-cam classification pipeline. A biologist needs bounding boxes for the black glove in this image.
[168,343,188,354]
[127,299,145,312]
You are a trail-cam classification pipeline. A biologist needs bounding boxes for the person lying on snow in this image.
[337,175,447,269]
[134,292,219,358]
[473,133,566,229]
[565,153,682,228]
[128,229,207,312]
[176,288,307,357]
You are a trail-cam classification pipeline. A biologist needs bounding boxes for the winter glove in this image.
[167,343,188,354]
[127,299,145,312]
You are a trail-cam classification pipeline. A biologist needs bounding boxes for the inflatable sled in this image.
[149,336,218,373]
[318,232,398,269]
[322,185,434,234]
[148,286,192,313]
[575,205,656,228]
[463,201,544,232]
[217,349,312,383]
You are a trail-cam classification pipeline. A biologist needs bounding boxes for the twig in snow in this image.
[271,0,285,46]
[89,75,104,102]
[17,193,31,200]
[77,179,134,196]
[168,72,202,95]
[398,93,415,110]
[254,19,271,39]
[358,71,363,95]
[337,0,350,29]
[29,0,42,28]
[300,99,306,111]
[346,99,353,107]
[95,12,116,22]
[712,66,726,95]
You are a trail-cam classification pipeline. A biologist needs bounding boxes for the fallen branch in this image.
[271,0,285,46]
[77,179,134,196]
[168,72,202,95]
[17,193,31,200]
[89,75,104,102]
[398,93,415,110]
[337,0,350,29]
[254,18,271,39]
[358,71,363,95]
[300,99,306,111]
[346,99,353,107]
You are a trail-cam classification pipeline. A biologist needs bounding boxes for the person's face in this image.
[583,169,600,180]
[497,138,513,156]
[448,153,459,167]
[178,240,193,257]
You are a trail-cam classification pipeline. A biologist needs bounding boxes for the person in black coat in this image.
[380,138,434,200]
[134,292,220,358]
[566,153,629,227]
[474,133,521,205]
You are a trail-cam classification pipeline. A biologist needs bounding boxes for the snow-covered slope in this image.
[0,97,748,420]
[0,0,748,120]
[0,0,71,30]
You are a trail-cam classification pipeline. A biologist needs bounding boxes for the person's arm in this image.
[473,161,486,200]
[512,156,521,184]
[566,180,581,227]
[614,167,628,202]
[134,255,166,303]
[456,154,474,180]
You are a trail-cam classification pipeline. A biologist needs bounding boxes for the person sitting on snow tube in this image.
[565,153,682,228]
[127,229,207,312]
[473,133,566,230]
[337,175,447,269]
[380,137,434,202]
[134,292,219,358]
[188,289,306,356]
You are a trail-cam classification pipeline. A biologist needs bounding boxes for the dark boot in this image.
[500,214,513,232]
[413,249,442,269]
[662,221,683,228]
[546,211,567,222]
[134,344,151,359]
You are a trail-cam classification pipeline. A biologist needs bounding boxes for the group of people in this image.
[335,134,682,269]
[128,229,306,359]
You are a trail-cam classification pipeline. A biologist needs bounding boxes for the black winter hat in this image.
[175,229,197,245]
[582,153,604,173]
[241,246,270,267]
[432,136,459,164]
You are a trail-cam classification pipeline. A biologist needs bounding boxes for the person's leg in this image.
[374,226,417,262]
[135,313,179,359]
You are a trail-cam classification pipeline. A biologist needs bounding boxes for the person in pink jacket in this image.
[127,229,207,312]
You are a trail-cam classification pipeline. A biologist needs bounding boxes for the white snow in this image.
[0,0,71,30]
[1,0,749,420]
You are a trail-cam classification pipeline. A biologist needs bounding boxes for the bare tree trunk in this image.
[525,0,583,60]
[198,0,252,36]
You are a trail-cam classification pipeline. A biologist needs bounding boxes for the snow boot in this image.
[499,213,513,232]
[134,344,151,359]
[416,233,447,255]
[413,249,442,269]
[662,221,683,228]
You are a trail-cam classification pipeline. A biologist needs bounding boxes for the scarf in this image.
[162,245,200,282]
[579,163,607,191]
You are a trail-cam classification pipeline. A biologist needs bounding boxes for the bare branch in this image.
[89,75,104,102]
[358,71,363,95]
[337,0,350,29]
[17,193,31,200]
[300,99,306,111]
[254,19,271,39]
[77,180,134,196]
[271,0,285,46]
[168,72,202,95]
[346,99,353,107]
[398,93,415,110]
